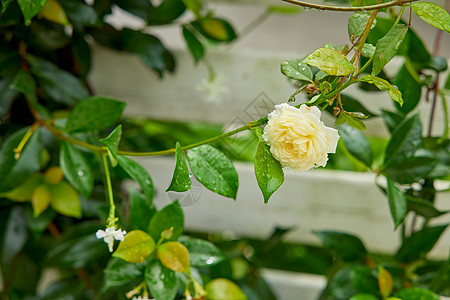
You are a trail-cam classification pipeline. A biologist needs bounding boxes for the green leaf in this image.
[361,43,375,58]
[195,17,237,42]
[328,94,377,118]
[40,0,69,25]
[10,70,37,102]
[348,13,371,40]
[205,278,247,300]
[103,258,144,291]
[59,0,98,27]
[179,236,226,267]
[158,241,190,273]
[253,128,284,203]
[342,113,367,130]
[383,157,438,184]
[386,178,407,229]
[2,173,42,202]
[372,24,408,76]
[59,142,94,199]
[122,28,175,77]
[407,196,447,219]
[396,225,447,262]
[26,55,89,105]
[100,125,122,167]
[147,0,186,25]
[304,48,354,76]
[280,59,313,82]
[65,96,125,132]
[358,75,403,106]
[0,127,42,193]
[394,287,440,300]
[49,181,82,218]
[314,230,367,262]
[17,0,46,25]
[1,0,15,13]
[113,230,156,263]
[393,64,422,114]
[1,207,27,267]
[166,142,191,192]
[181,0,201,16]
[31,183,51,217]
[381,110,404,134]
[148,201,184,242]
[350,294,379,300]
[182,26,204,63]
[338,124,372,167]
[129,189,155,231]
[117,155,154,201]
[25,206,55,239]
[411,2,450,33]
[384,114,422,167]
[145,260,177,300]
[186,145,239,199]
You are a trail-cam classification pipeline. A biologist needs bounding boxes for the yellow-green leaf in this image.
[201,18,229,41]
[2,173,42,202]
[43,166,64,185]
[40,0,69,25]
[49,181,81,218]
[205,278,247,300]
[378,266,393,298]
[113,230,156,263]
[304,48,354,76]
[32,184,51,217]
[158,241,190,274]
[358,75,403,106]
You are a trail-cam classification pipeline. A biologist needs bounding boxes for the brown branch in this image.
[282,0,418,12]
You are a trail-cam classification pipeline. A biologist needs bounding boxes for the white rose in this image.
[262,103,340,171]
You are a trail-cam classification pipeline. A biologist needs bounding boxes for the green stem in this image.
[352,1,381,63]
[282,0,417,12]
[13,122,39,159]
[438,91,449,143]
[103,153,116,227]
[393,4,407,26]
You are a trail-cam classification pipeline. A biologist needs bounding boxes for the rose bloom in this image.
[263,103,340,171]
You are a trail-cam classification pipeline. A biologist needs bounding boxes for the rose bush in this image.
[263,104,340,171]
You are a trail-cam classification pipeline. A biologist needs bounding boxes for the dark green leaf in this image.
[372,24,408,76]
[148,201,184,242]
[2,207,27,267]
[0,78,18,117]
[186,145,239,199]
[381,110,404,133]
[179,235,226,267]
[384,114,422,167]
[39,279,86,299]
[59,142,94,199]
[411,2,450,33]
[46,222,108,268]
[191,17,237,42]
[29,19,69,49]
[386,177,407,229]
[59,0,98,27]
[0,127,42,193]
[407,196,447,219]
[343,113,366,130]
[17,0,46,24]
[26,55,89,105]
[100,125,122,167]
[148,0,185,25]
[427,56,448,72]
[117,155,154,201]
[280,59,313,82]
[383,157,438,184]
[408,29,431,65]
[314,231,367,262]
[393,64,422,114]
[253,127,284,203]
[358,75,403,106]
[70,35,92,79]
[167,142,191,192]
[103,257,144,291]
[24,206,55,239]
[145,260,177,300]
[182,26,204,63]
[1,0,15,13]
[394,287,440,300]
[304,48,354,76]
[114,0,151,20]
[338,124,372,167]
[65,96,125,132]
[129,189,155,231]
[326,94,377,118]
[396,225,447,262]
[122,28,175,77]
[328,266,379,299]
